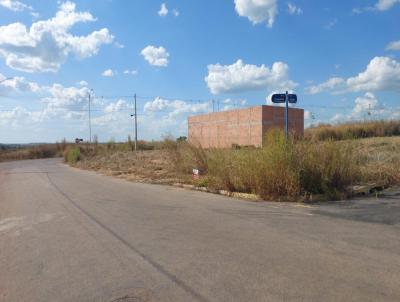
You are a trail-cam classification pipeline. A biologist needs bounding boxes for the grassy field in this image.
[64,123,400,201]
[305,120,400,141]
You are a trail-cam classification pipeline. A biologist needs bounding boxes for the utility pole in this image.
[212,99,215,112]
[88,89,93,143]
[134,93,138,151]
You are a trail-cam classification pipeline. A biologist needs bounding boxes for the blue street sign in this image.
[271,93,297,104]
[271,92,298,139]
[288,94,297,104]
[271,94,286,103]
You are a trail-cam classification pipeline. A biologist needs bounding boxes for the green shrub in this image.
[65,146,81,164]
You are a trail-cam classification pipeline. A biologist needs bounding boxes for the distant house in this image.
[188,105,304,148]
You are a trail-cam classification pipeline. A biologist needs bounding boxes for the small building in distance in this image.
[188,105,304,148]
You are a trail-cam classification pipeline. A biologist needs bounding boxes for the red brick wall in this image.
[188,105,304,148]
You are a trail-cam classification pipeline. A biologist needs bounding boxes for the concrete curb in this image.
[172,183,261,201]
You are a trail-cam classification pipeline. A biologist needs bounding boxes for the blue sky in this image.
[0,0,399,143]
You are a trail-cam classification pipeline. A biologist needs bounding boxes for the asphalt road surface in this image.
[1,159,400,302]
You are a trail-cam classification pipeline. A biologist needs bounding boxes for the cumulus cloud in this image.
[0,81,92,128]
[287,3,303,15]
[305,77,345,94]
[0,1,113,73]
[205,59,297,95]
[104,99,131,113]
[158,3,168,16]
[234,0,278,27]
[306,57,400,94]
[386,40,400,51]
[0,73,40,94]
[375,0,400,10]
[353,92,379,114]
[0,0,32,11]
[144,97,209,118]
[41,83,90,110]
[141,45,169,67]
[347,56,400,92]
[101,69,114,77]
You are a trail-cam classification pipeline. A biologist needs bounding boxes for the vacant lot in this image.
[67,134,400,201]
[73,148,189,184]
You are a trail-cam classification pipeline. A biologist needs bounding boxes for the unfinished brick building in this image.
[188,105,304,148]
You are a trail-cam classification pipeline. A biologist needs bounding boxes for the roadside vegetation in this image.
[64,120,400,202]
[305,120,400,141]
[0,143,65,162]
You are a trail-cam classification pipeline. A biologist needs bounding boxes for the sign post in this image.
[271,92,297,139]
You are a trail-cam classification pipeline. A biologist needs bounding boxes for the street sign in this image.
[271,91,298,139]
[288,94,297,104]
[271,93,297,104]
[271,94,286,103]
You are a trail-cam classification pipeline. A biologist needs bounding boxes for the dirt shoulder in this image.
[73,149,192,185]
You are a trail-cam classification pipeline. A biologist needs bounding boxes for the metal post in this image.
[88,89,92,143]
[134,93,138,151]
[285,91,289,139]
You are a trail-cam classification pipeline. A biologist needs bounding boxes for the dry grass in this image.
[354,136,400,185]
[169,130,361,201]
[69,147,190,184]
[0,144,62,162]
[305,120,400,141]
[64,127,400,202]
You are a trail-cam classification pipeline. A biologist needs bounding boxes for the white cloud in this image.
[386,40,400,51]
[375,0,400,10]
[123,69,138,76]
[0,1,113,73]
[287,3,303,15]
[346,57,400,92]
[305,77,345,94]
[221,98,247,111]
[104,99,131,113]
[42,83,89,109]
[234,0,278,28]
[352,0,400,13]
[306,57,400,94]
[353,92,379,114]
[77,80,88,86]
[158,3,168,16]
[0,0,32,11]
[101,69,114,77]
[144,97,209,118]
[0,73,40,94]
[141,45,169,67]
[0,82,92,128]
[205,59,297,95]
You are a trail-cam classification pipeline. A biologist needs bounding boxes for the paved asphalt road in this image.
[1,159,400,302]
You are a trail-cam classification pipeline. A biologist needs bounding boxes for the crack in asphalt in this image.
[45,172,209,302]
